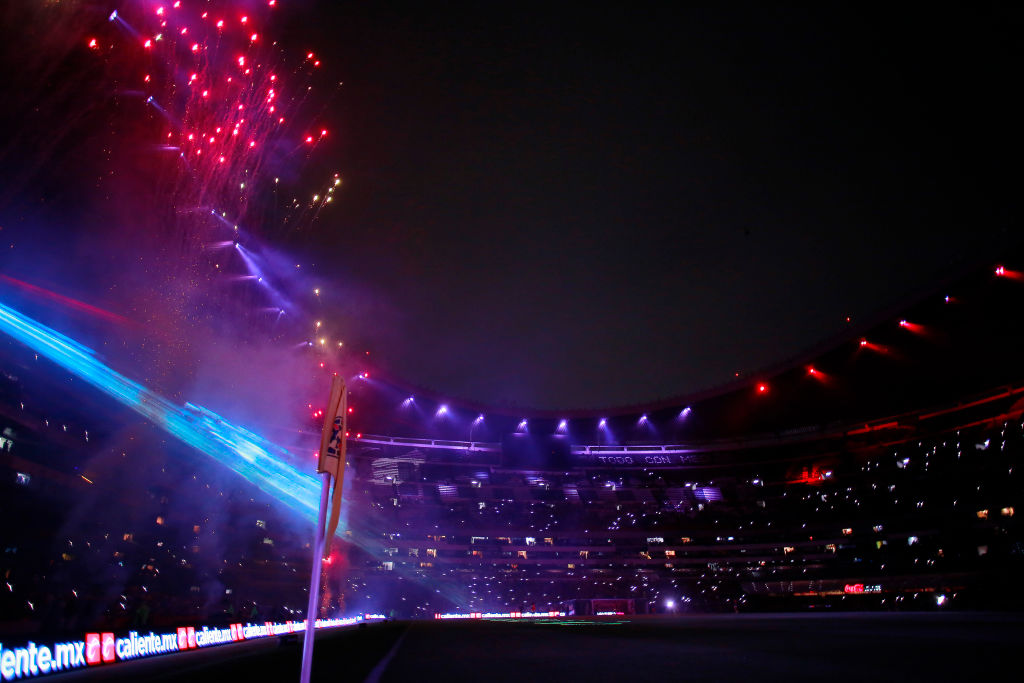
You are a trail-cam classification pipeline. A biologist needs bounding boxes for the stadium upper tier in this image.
[353,378,1024,464]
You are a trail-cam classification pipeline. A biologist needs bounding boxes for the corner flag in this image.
[317,375,346,476]
[317,375,347,556]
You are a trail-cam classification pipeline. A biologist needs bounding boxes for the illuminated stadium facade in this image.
[2,259,1024,635]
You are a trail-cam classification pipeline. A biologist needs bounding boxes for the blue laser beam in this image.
[0,299,320,519]
[0,298,470,606]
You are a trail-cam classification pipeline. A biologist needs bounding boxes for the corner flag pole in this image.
[299,470,330,683]
[300,375,346,683]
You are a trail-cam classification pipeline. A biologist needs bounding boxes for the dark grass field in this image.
[53,612,1024,682]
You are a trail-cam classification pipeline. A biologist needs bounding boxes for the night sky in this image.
[296,3,1018,410]
[0,2,1019,412]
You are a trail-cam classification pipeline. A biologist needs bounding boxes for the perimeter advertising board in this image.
[0,616,374,680]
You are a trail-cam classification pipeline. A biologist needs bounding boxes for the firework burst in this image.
[92,1,340,252]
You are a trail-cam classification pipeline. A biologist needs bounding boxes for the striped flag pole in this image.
[300,376,345,683]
